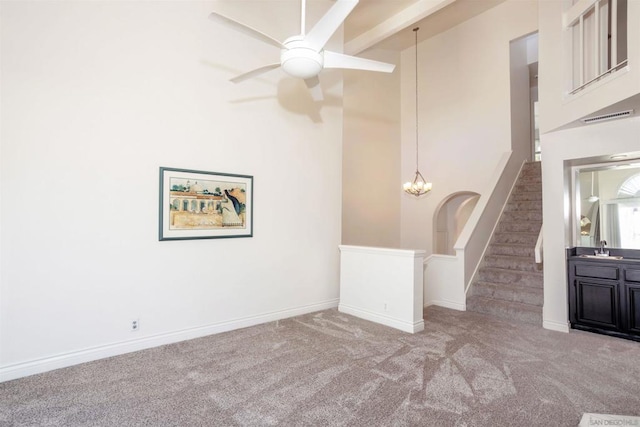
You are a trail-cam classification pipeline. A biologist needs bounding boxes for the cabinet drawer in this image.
[574,264,619,280]
[625,268,640,283]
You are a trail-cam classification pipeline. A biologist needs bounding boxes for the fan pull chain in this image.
[300,0,306,36]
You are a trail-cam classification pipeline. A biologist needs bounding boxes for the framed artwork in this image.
[159,167,253,241]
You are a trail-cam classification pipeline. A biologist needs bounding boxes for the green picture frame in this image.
[159,167,253,241]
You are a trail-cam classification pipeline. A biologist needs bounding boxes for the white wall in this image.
[400,0,538,253]
[339,245,425,333]
[538,0,640,332]
[540,116,640,332]
[0,1,343,380]
[538,0,640,133]
[510,33,535,160]
[342,49,401,248]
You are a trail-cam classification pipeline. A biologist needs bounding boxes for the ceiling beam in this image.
[344,0,455,55]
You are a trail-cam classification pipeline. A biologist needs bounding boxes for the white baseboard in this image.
[543,318,570,333]
[338,304,424,333]
[0,299,339,383]
[425,299,466,311]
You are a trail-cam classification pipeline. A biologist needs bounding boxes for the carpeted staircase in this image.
[466,161,543,325]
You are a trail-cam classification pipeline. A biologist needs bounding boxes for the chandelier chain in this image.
[402,26,432,197]
[414,27,419,173]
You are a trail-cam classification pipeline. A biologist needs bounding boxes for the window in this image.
[618,173,640,198]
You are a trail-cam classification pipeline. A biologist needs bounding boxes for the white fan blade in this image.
[323,51,395,73]
[209,12,285,49]
[305,0,358,51]
[230,63,281,83]
[304,76,323,101]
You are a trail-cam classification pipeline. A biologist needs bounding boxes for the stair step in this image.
[517,168,541,178]
[515,178,541,186]
[504,200,542,212]
[492,232,539,245]
[489,243,535,257]
[478,267,543,287]
[498,221,542,233]
[502,210,542,222]
[516,174,542,183]
[466,296,542,325]
[484,255,542,272]
[513,182,542,193]
[521,161,541,172]
[472,281,543,306]
[511,191,542,202]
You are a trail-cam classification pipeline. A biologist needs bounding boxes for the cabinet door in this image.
[624,284,640,335]
[624,268,640,335]
[575,279,620,330]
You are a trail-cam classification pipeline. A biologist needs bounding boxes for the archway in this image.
[433,192,481,255]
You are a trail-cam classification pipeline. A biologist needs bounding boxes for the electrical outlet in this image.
[384,302,388,311]
[131,319,140,332]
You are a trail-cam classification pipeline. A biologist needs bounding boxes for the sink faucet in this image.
[597,240,608,255]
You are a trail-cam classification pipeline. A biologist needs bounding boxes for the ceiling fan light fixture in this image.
[281,47,324,79]
[209,0,396,100]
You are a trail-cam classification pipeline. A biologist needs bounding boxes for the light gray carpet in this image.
[2,306,640,426]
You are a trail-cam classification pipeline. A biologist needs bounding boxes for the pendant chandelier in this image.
[403,27,432,197]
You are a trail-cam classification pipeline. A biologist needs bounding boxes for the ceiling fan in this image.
[209,0,396,101]
[586,171,599,203]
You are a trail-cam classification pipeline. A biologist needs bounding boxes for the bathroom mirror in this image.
[574,163,640,249]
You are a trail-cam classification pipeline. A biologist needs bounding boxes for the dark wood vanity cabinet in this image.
[567,248,640,342]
